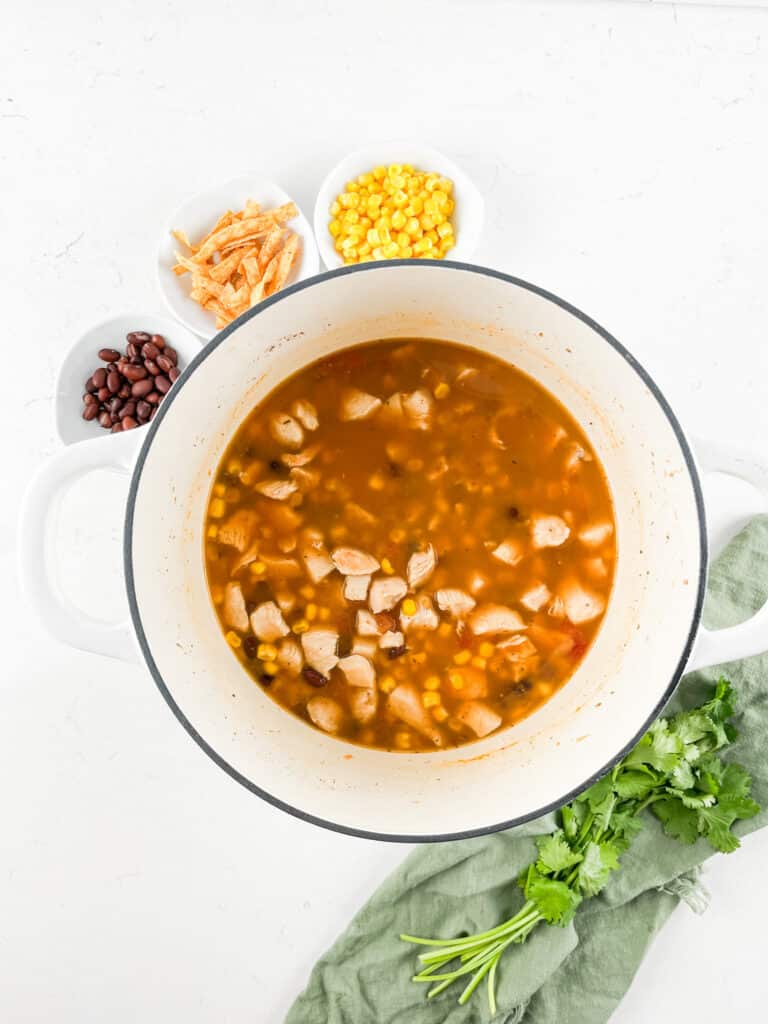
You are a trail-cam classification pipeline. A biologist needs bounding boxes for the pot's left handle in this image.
[687,436,768,672]
[18,431,142,662]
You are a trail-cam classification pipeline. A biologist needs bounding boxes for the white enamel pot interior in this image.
[123,261,708,840]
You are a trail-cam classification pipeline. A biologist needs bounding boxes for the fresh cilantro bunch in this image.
[401,679,759,1013]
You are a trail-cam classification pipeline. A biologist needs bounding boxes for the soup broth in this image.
[204,340,615,751]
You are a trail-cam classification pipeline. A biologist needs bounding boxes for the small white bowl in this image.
[157,176,319,340]
[55,313,201,446]
[313,142,484,269]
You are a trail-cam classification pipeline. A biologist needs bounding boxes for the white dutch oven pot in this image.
[19,263,768,841]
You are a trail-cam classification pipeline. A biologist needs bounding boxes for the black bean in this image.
[122,416,138,430]
[107,396,122,414]
[98,411,111,428]
[83,403,99,421]
[156,354,173,374]
[126,342,138,358]
[145,390,160,404]
[107,370,120,393]
[99,348,120,362]
[142,342,160,361]
[119,402,136,419]
[131,378,153,398]
[259,674,274,686]
[118,384,131,399]
[144,359,160,376]
[163,346,178,365]
[388,462,402,477]
[131,331,151,343]
[269,459,282,472]
[83,392,98,406]
[123,364,147,382]
[84,376,97,393]
[302,667,328,687]
[387,644,408,660]
[155,375,171,394]
[168,366,180,383]
[337,634,353,658]
[111,422,123,433]
[92,367,107,389]
[97,386,110,402]
[151,333,166,348]
[136,400,151,421]
[507,506,519,520]
[243,636,259,659]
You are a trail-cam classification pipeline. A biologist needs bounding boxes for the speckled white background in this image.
[3,1,768,1020]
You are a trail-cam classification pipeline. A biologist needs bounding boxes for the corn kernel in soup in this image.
[204,340,615,752]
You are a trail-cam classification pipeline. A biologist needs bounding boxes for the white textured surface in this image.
[3,1,768,1021]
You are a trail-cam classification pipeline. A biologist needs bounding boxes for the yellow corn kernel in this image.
[389,528,406,543]
[395,231,410,248]
[410,195,424,215]
[358,172,374,186]
[305,603,318,621]
[433,706,449,723]
[449,672,465,690]
[213,482,226,497]
[207,524,218,539]
[437,221,453,240]
[453,649,472,666]
[424,675,441,690]
[209,497,226,518]
[381,557,395,575]
[299,584,316,600]
[438,622,453,637]
[357,242,372,257]
[345,180,360,192]
[405,217,421,236]
[211,585,224,605]
[434,382,450,399]
[422,692,441,709]
[392,189,409,208]
[426,230,439,245]
[367,228,381,247]
[481,484,493,497]
[446,199,455,214]
[373,165,387,180]
[343,209,360,225]
[257,643,277,661]
[478,641,495,658]
[438,177,453,194]
[391,209,407,230]
[413,237,431,255]
[225,630,242,648]
[425,175,440,192]
[292,618,309,634]
[334,239,345,253]
[411,652,427,664]
[399,244,414,258]
[423,198,438,216]
[318,607,331,622]
[395,731,412,749]
[420,214,435,232]
[383,242,400,258]
[471,656,487,670]
[369,473,386,490]
[330,200,341,216]
[263,660,279,675]
[329,219,342,237]
[249,561,266,576]
[379,675,397,693]
[402,598,417,616]
[439,238,454,255]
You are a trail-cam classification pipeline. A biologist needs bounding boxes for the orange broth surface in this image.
[204,339,616,751]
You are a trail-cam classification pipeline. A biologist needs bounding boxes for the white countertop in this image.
[3,1,768,1020]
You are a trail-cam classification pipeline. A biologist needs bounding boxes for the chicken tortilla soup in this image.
[204,340,616,751]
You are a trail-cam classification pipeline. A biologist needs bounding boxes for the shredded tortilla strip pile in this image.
[172,199,302,328]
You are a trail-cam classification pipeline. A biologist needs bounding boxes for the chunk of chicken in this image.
[351,636,378,658]
[491,538,524,567]
[435,588,476,619]
[222,581,249,632]
[261,554,302,579]
[379,629,405,649]
[218,509,258,552]
[299,539,335,584]
[331,547,380,576]
[547,596,566,619]
[469,603,526,636]
[274,590,297,614]
[281,443,320,468]
[402,388,434,429]
[519,582,551,612]
[289,466,320,493]
[468,571,489,596]
[369,576,408,613]
[456,701,502,738]
[268,411,304,450]
[337,654,376,688]
[348,686,378,725]
[531,514,571,550]
[406,544,437,589]
[560,580,606,624]
[356,609,381,636]
[254,478,299,501]
[388,683,444,746]
[344,574,371,602]
[495,635,540,683]
[250,601,290,642]
[277,638,303,675]
[307,695,344,734]
[400,594,439,633]
[301,628,340,675]
[578,521,614,548]
[564,444,592,473]
[339,388,382,422]
[290,399,319,432]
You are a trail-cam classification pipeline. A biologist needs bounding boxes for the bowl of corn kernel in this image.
[313,143,484,268]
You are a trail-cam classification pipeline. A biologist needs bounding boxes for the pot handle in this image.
[687,436,768,672]
[18,431,142,662]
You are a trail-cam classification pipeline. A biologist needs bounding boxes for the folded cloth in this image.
[286,518,768,1024]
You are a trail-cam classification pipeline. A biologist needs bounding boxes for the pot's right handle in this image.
[18,431,141,662]
[687,436,768,672]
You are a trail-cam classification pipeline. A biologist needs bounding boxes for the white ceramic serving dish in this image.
[54,312,201,446]
[313,143,484,269]
[157,176,319,341]
[20,261,768,841]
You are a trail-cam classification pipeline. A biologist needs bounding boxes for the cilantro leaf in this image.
[697,804,743,853]
[561,802,587,841]
[669,759,695,792]
[653,797,700,844]
[720,763,754,800]
[666,788,716,809]
[614,771,657,800]
[535,831,582,875]
[624,720,683,773]
[577,841,620,897]
[527,875,582,925]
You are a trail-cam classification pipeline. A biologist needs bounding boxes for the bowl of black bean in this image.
[56,313,201,445]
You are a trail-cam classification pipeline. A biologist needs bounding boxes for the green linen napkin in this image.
[286,518,768,1024]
